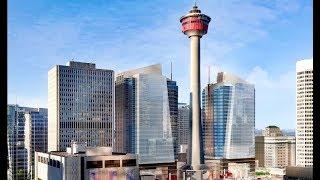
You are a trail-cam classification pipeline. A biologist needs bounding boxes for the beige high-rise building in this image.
[256,126,296,168]
[48,61,114,152]
[296,59,313,167]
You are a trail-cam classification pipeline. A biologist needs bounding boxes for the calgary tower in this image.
[180,3,211,172]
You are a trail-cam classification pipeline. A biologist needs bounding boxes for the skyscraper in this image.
[177,103,190,146]
[115,64,174,164]
[167,79,178,160]
[296,59,313,167]
[7,105,47,180]
[202,72,255,170]
[48,61,114,152]
[24,108,48,179]
[114,76,136,154]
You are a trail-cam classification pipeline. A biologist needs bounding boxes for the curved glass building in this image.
[202,72,255,161]
[115,64,174,165]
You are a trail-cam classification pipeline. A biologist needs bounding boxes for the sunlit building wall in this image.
[115,64,174,164]
[24,108,48,178]
[296,59,313,167]
[202,72,255,160]
[48,61,114,152]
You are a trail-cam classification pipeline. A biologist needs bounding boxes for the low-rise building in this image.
[256,126,295,168]
[35,142,139,180]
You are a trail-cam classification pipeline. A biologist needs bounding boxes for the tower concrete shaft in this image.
[190,35,201,169]
[180,5,211,170]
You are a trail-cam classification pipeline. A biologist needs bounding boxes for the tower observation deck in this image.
[180,5,211,37]
[179,4,211,176]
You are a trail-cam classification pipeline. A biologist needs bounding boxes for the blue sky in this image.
[8,0,312,129]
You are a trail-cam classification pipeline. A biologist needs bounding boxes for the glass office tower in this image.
[202,72,255,160]
[115,64,174,164]
[7,105,48,180]
[167,79,178,159]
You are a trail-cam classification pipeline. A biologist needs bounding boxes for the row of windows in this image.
[297,79,313,83]
[297,71,313,75]
[60,69,112,76]
[86,159,136,169]
[297,91,313,94]
[297,122,313,125]
[297,103,313,106]
[38,156,60,168]
[297,87,313,90]
[59,122,112,129]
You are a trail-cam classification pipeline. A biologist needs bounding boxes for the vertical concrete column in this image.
[190,35,201,170]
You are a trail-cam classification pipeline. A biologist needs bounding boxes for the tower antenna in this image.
[208,65,211,84]
[170,61,173,80]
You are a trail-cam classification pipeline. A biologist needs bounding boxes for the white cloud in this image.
[246,66,296,129]
[8,0,308,129]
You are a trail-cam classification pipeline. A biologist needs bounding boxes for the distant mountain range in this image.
[255,129,295,136]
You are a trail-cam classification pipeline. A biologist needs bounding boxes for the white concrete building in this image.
[35,142,139,180]
[256,126,296,168]
[296,59,313,167]
[48,61,114,152]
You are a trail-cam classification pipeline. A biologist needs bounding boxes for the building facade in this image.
[256,126,296,168]
[296,59,313,167]
[7,105,47,180]
[115,64,174,165]
[177,103,190,146]
[167,79,179,160]
[202,72,255,169]
[48,61,114,152]
[24,108,48,179]
[35,143,139,180]
[202,72,255,159]
[114,77,136,154]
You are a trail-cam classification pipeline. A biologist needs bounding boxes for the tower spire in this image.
[208,65,211,84]
[170,61,173,80]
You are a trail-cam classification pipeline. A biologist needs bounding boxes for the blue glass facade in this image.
[213,85,232,158]
[7,105,48,180]
[167,79,178,159]
[202,73,255,160]
[115,64,174,165]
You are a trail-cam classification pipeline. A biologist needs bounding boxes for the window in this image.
[86,161,103,169]
[122,159,136,167]
[105,160,120,168]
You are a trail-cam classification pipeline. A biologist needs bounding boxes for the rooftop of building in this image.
[46,142,134,157]
[49,61,114,72]
[49,151,129,157]
[116,64,162,78]
[266,125,279,129]
[217,72,251,85]
[296,58,313,71]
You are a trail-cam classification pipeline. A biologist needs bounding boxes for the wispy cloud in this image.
[246,66,296,129]
[8,0,311,129]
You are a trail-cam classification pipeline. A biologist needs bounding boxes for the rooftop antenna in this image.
[208,65,211,84]
[170,61,173,80]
